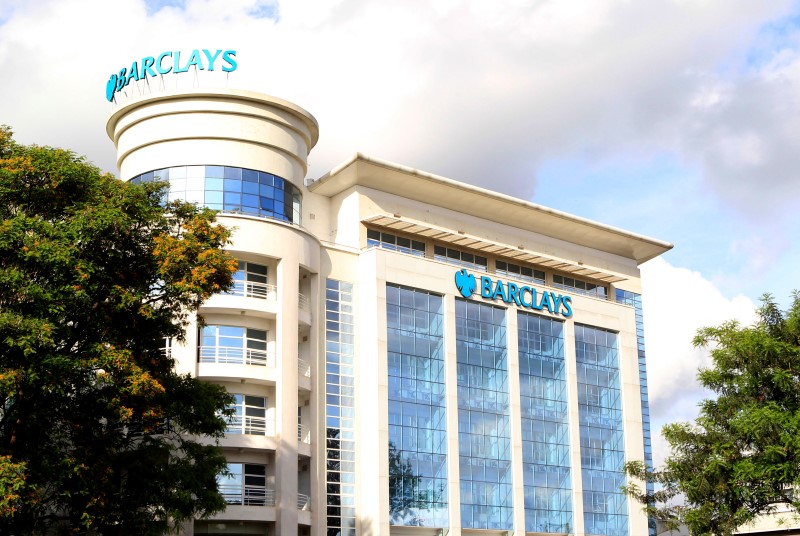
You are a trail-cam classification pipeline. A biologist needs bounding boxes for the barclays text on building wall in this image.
[105,49,237,102]
[455,269,573,318]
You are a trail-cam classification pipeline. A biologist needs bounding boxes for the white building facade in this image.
[106,88,671,536]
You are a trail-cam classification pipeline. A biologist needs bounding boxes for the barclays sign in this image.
[105,49,238,102]
[455,269,573,318]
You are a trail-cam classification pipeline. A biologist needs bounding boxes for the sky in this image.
[1,0,799,467]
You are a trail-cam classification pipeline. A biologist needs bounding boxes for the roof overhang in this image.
[365,214,628,284]
[310,154,673,265]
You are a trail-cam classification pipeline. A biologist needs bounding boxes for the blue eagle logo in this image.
[454,269,476,299]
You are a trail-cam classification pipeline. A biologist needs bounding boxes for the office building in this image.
[106,87,672,536]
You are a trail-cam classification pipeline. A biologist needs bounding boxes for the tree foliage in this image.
[0,127,238,534]
[626,292,800,536]
[388,441,444,525]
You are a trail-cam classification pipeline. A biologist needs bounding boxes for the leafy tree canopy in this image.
[626,292,800,536]
[0,126,238,534]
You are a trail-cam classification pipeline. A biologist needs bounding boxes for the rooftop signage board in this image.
[105,49,237,102]
[455,269,573,318]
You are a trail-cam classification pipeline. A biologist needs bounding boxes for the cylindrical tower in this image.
[107,88,321,536]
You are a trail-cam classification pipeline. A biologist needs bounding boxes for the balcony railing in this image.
[297,493,310,511]
[298,292,310,312]
[225,416,275,436]
[226,280,277,300]
[219,484,276,507]
[298,424,311,444]
[297,359,311,378]
[198,346,274,367]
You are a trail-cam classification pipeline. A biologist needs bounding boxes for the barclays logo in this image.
[455,269,476,298]
[105,49,238,102]
[455,269,573,318]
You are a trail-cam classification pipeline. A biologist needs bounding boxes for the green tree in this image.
[0,127,238,534]
[388,441,444,525]
[626,292,800,536]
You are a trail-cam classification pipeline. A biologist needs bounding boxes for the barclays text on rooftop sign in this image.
[455,269,573,318]
[106,49,237,102]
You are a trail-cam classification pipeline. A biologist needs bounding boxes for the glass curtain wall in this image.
[616,289,656,536]
[324,280,356,536]
[386,284,448,527]
[455,299,512,530]
[130,165,302,224]
[575,324,629,536]
[517,312,573,533]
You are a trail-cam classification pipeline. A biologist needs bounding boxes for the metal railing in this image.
[198,346,274,367]
[225,416,275,436]
[298,292,310,312]
[298,424,311,444]
[219,484,276,507]
[297,493,310,510]
[225,280,277,300]
[297,359,311,378]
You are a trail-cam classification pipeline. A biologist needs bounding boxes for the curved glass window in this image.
[130,165,302,225]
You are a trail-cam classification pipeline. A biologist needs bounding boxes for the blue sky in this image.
[0,0,798,466]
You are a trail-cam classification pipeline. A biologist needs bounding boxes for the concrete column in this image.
[357,251,388,536]
[276,258,299,535]
[505,309,526,535]
[308,272,325,535]
[443,293,462,536]
[563,320,585,536]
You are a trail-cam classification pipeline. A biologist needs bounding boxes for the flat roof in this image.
[309,154,673,264]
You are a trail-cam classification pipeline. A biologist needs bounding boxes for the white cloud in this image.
[1,0,798,199]
[641,257,757,465]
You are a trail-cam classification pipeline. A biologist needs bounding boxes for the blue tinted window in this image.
[387,285,447,527]
[223,178,242,192]
[242,194,260,208]
[128,165,303,225]
[224,167,242,180]
[575,324,629,536]
[205,177,224,191]
[205,165,224,178]
[518,312,572,533]
[224,192,241,205]
[456,299,512,530]
[615,290,656,535]
[325,280,356,535]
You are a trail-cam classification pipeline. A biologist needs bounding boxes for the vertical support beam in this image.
[443,293,462,536]
[563,320,585,536]
[276,259,299,535]
[505,309,526,535]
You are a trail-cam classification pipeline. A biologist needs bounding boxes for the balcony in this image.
[226,416,276,437]
[197,346,277,386]
[201,282,278,318]
[297,493,310,510]
[298,424,311,444]
[298,292,312,326]
[297,423,311,457]
[219,484,276,507]
[297,358,311,391]
[199,346,274,367]
[227,280,277,300]
[298,492,312,525]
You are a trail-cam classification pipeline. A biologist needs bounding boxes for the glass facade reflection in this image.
[325,280,356,536]
[386,285,448,527]
[617,289,656,536]
[455,299,512,530]
[518,312,573,533]
[576,324,629,536]
[130,165,302,224]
